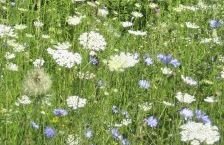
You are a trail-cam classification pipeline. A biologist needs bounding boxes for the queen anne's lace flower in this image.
[47,42,82,68]
[180,121,220,145]
[107,52,139,71]
[175,92,196,104]
[66,96,87,110]
[0,24,16,37]
[79,31,106,51]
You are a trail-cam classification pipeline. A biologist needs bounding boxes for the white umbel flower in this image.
[185,22,200,29]
[79,31,107,51]
[107,52,139,72]
[15,95,31,106]
[175,92,196,104]
[67,15,82,26]
[181,75,197,86]
[67,96,87,110]
[121,21,133,28]
[180,121,220,145]
[128,30,147,36]
[33,58,45,68]
[47,42,82,68]
[0,24,16,37]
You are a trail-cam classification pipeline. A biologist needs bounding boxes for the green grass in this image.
[0,0,224,145]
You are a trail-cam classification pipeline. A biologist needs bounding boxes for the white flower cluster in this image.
[77,71,96,80]
[107,52,139,72]
[66,96,87,110]
[180,121,220,145]
[7,39,26,52]
[79,31,107,51]
[67,15,82,26]
[15,95,31,106]
[0,24,16,38]
[181,75,198,86]
[128,30,147,36]
[175,92,196,104]
[47,42,82,68]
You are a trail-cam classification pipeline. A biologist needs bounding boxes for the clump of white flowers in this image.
[15,95,31,106]
[128,30,147,36]
[77,71,96,80]
[0,24,16,38]
[175,92,196,104]
[180,121,220,145]
[185,22,200,29]
[33,58,45,68]
[181,75,198,86]
[107,52,139,72]
[47,42,82,68]
[121,21,133,28]
[79,31,107,51]
[66,15,83,26]
[66,96,87,110]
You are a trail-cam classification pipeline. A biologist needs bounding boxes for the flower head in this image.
[53,108,68,117]
[23,69,52,96]
[79,31,106,51]
[138,80,150,89]
[44,127,56,138]
[144,116,158,128]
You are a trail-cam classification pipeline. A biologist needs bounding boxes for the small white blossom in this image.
[67,96,87,110]
[175,92,196,104]
[181,75,197,86]
[121,21,133,28]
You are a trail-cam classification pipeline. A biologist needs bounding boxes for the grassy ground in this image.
[0,0,224,145]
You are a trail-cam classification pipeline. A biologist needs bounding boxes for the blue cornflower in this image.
[157,54,181,67]
[144,57,153,65]
[170,59,181,67]
[144,116,158,128]
[44,127,56,138]
[195,110,211,124]
[111,128,122,140]
[180,108,193,120]
[138,80,150,89]
[53,108,68,117]
[209,20,222,28]
[31,121,39,129]
[89,55,99,65]
[121,138,130,145]
[157,54,173,64]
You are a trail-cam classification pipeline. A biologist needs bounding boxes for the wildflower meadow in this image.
[1,0,224,145]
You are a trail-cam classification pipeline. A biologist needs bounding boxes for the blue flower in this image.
[111,128,122,140]
[157,54,181,67]
[145,116,158,128]
[157,54,173,64]
[138,80,150,89]
[89,55,99,65]
[170,59,181,67]
[121,138,130,145]
[209,20,222,28]
[44,127,56,138]
[195,110,211,124]
[144,57,153,65]
[180,108,193,120]
[31,121,39,129]
[53,108,68,117]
